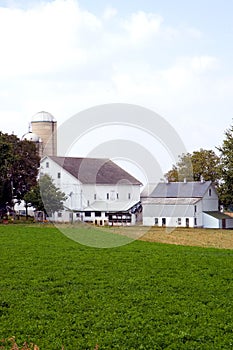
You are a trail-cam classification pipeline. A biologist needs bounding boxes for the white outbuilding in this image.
[141,180,233,228]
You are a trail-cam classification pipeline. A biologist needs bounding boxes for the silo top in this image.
[22,132,41,142]
[31,111,56,123]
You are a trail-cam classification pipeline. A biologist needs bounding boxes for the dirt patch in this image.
[139,227,233,249]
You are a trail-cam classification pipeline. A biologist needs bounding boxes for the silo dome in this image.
[31,111,56,123]
[22,132,41,143]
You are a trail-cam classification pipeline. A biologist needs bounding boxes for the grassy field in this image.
[1,224,233,349]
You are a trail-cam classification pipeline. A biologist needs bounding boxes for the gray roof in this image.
[141,181,212,198]
[49,156,142,185]
[203,211,233,220]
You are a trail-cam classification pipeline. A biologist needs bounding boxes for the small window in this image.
[57,172,61,179]
[95,211,101,217]
[94,194,97,200]
[154,218,158,225]
[209,188,212,196]
[46,162,49,168]
[194,218,197,226]
[194,205,197,213]
[162,218,166,226]
[58,212,62,218]
[178,218,181,225]
[116,193,119,199]
[107,193,109,200]
[85,211,91,217]
[128,193,131,200]
[87,200,90,206]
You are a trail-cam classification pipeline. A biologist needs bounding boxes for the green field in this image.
[1,225,233,349]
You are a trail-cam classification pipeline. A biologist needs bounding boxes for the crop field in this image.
[1,224,233,349]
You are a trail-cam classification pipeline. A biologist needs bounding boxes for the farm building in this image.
[40,155,142,225]
[141,180,233,228]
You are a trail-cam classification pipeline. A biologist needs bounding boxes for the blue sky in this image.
[0,0,233,180]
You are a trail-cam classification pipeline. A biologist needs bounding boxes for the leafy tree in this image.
[0,132,40,214]
[165,148,221,185]
[24,174,67,216]
[217,123,233,209]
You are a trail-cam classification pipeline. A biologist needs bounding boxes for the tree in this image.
[24,174,67,216]
[0,132,40,214]
[165,148,221,186]
[217,123,233,209]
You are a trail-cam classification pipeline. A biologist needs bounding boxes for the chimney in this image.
[200,175,205,183]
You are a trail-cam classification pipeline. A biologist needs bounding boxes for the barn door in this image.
[222,219,226,229]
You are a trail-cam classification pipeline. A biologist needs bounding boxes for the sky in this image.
[1,0,233,182]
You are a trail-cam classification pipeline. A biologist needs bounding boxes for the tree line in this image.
[0,132,65,219]
[0,120,233,217]
[165,122,233,209]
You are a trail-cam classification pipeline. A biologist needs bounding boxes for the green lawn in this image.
[1,225,233,349]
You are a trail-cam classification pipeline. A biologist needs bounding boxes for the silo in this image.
[31,111,57,158]
[22,131,43,157]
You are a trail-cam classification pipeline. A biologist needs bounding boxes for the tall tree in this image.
[24,174,67,216]
[0,132,40,214]
[217,123,233,209]
[165,149,220,186]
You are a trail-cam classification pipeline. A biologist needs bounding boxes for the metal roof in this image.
[31,111,56,123]
[141,181,212,198]
[141,197,200,205]
[49,156,142,185]
[203,211,233,220]
[22,132,40,143]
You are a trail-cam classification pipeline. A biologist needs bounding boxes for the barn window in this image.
[58,212,62,218]
[128,193,131,200]
[46,162,49,168]
[116,193,119,199]
[194,205,197,213]
[162,218,166,226]
[154,218,158,225]
[94,194,97,200]
[57,172,61,179]
[107,193,109,200]
[178,218,181,225]
[85,211,91,217]
[194,218,197,226]
[209,188,212,196]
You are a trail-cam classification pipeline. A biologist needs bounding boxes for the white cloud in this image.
[0,0,231,160]
[102,6,118,20]
[122,11,163,43]
[190,55,219,72]
[0,0,101,77]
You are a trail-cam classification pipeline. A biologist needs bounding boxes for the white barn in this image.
[40,156,142,225]
[141,180,233,228]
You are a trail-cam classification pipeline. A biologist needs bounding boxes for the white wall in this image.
[143,214,195,227]
[203,213,220,228]
[202,185,219,211]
